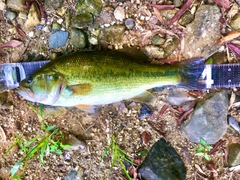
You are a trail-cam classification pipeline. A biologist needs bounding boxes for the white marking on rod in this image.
[201,65,214,88]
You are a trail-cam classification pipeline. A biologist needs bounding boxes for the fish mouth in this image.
[17,86,35,100]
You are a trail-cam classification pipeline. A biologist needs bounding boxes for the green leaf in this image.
[101,144,112,160]
[195,147,204,152]
[25,134,45,148]
[56,149,63,155]
[200,139,206,146]
[45,144,50,156]
[25,137,49,160]
[206,58,213,65]
[46,125,55,131]
[61,144,71,149]
[204,154,211,161]
[5,137,22,156]
[206,145,213,150]
[140,149,148,156]
[49,144,58,152]
[12,174,21,180]
[40,141,48,165]
[195,152,204,156]
[11,160,22,176]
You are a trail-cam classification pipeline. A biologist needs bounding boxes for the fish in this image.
[17,50,205,112]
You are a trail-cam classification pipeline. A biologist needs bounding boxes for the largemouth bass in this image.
[17,50,205,112]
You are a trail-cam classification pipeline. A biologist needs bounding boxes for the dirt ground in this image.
[1,0,240,180]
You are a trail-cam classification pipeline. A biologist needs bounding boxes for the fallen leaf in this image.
[16,24,27,38]
[214,0,230,9]
[0,40,23,49]
[141,131,152,144]
[169,0,193,25]
[149,4,175,10]
[0,126,6,142]
[227,43,240,57]
[217,31,240,44]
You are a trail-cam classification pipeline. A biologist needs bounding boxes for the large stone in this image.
[72,14,93,29]
[45,0,64,10]
[100,24,125,45]
[230,13,240,30]
[49,31,69,49]
[25,2,41,28]
[183,5,221,59]
[228,143,240,167]
[76,0,102,16]
[181,90,229,144]
[7,0,25,11]
[138,139,186,180]
[70,28,88,48]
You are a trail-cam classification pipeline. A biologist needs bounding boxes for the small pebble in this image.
[49,31,69,49]
[228,116,240,131]
[4,9,17,20]
[114,6,125,21]
[152,35,165,45]
[52,22,61,32]
[125,18,135,30]
[70,28,88,48]
[138,104,152,119]
[35,25,43,30]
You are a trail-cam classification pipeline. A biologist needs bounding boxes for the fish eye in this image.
[26,76,33,83]
[54,74,59,79]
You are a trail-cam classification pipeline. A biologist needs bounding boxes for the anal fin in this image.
[75,104,95,113]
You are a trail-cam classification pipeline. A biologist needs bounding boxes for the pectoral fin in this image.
[75,104,95,113]
[129,91,154,103]
[67,83,93,96]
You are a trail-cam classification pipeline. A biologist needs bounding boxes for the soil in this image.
[0,0,240,180]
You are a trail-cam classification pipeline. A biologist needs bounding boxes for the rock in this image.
[52,22,61,32]
[183,5,221,59]
[151,35,165,45]
[178,11,194,26]
[7,0,25,12]
[181,90,229,144]
[163,36,179,58]
[227,3,238,19]
[100,24,125,45]
[138,139,186,180]
[96,8,115,26]
[45,0,64,10]
[49,31,69,49]
[173,0,183,7]
[228,143,240,167]
[230,13,240,30]
[65,168,84,180]
[235,0,240,6]
[125,18,135,30]
[41,106,67,119]
[70,28,88,48]
[0,1,5,11]
[76,0,102,16]
[114,6,125,21]
[72,14,93,29]
[145,45,164,59]
[228,117,240,132]
[166,89,196,106]
[25,2,41,28]
[63,134,87,151]
[4,9,17,20]
[138,104,152,119]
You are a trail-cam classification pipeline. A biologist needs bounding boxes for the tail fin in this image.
[179,57,206,90]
